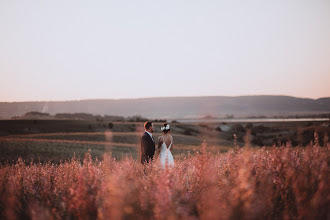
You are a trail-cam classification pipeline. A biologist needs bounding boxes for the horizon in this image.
[1,0,330,102]
[1,94,330,103]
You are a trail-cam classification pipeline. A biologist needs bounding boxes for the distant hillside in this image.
[0,96,330,119]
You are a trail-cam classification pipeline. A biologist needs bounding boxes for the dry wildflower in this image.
[0,142,328,219]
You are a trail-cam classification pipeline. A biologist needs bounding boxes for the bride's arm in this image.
[170,136,173,151]
[157,136,162,155]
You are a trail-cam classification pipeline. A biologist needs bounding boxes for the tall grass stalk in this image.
[0,143,329,219]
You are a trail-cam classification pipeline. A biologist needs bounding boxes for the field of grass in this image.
[0,143,328,219]
[0,120,234,164]
[0,119,329,219]
[0,134,230,164]
[0,119,329,164]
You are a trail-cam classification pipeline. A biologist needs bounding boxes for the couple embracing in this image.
[140,121,174,169]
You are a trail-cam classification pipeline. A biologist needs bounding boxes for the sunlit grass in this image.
[0,141,328,219]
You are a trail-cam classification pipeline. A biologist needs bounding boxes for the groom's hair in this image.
[144,121,153,130]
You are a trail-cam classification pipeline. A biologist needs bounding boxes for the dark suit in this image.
[140,132,155,164]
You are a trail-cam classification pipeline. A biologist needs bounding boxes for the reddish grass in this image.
[0,143,329,220]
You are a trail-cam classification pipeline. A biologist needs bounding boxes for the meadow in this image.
[0,119,329,219]
[0,142,328,219]
[0,119,328,164]
[0,120,235,164]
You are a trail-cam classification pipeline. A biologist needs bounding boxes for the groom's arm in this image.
[142,136,155,160]
[141,136,149,157]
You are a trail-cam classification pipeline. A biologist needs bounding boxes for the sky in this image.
[0,0,329,102]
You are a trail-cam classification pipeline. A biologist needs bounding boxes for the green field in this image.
[0,119,328,164]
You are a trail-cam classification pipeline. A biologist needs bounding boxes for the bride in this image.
[157,123,174,169]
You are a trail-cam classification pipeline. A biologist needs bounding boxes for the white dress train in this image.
[159,137,174,169]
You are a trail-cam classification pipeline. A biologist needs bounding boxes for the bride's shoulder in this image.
[158,136,164,141]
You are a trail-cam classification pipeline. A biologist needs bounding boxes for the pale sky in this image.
[1,0,329,102]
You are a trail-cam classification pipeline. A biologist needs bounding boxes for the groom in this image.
[140,121,155,164]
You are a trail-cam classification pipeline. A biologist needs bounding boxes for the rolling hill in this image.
[0,96,329,119]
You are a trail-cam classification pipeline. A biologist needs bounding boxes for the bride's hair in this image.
[161,123,170,134]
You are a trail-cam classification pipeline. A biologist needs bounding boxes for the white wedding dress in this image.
[159,137,174,169]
